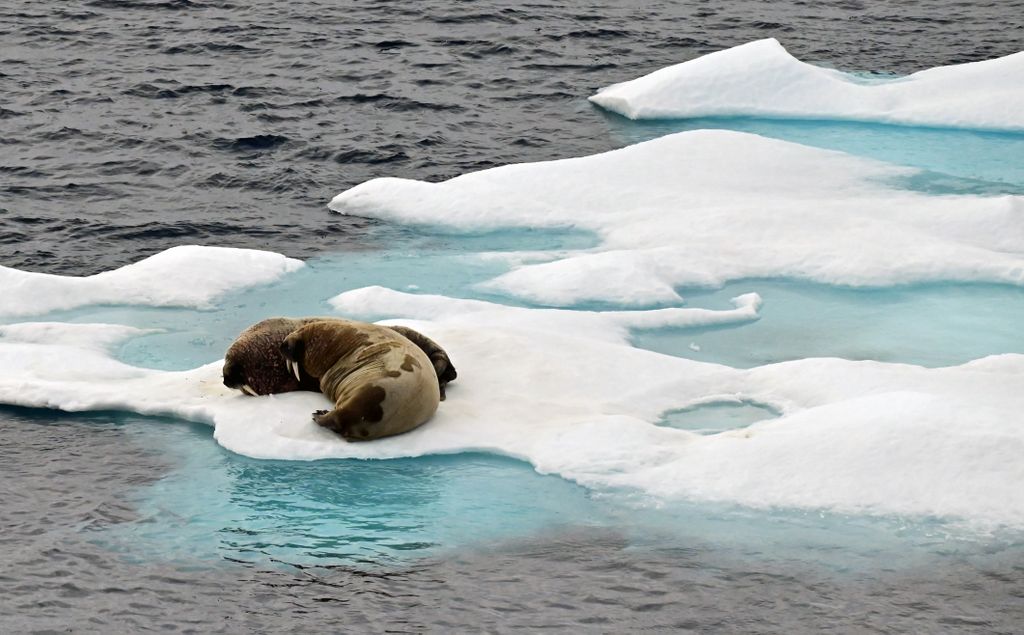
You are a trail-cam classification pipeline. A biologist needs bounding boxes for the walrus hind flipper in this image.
[312,409,344,434]
[312,408,373,441]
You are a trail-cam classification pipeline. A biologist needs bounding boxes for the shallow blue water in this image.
[634,280,1024,368]
[659,401,779,435]
[102,417,602,567]
[94,411,997,572]
[601,114,1024,191]
[30,227,592,371]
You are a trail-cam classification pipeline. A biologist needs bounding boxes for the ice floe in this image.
[2,291,1022,529]
[589,38,1024,131]
[0,245,304,318]
[330,285,762,344]
[330,130,1024,306]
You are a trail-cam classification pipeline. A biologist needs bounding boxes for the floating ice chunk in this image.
[589,38,1024,131]
[0,245,304,318]
[3,295,1022,528]
[331,130,1024,305]
[2,294,1024,528]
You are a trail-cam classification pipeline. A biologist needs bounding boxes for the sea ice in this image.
[330,130,1024,306]
[589,38,1024,131]
[2,291,1022,529]
[0,245,303,318]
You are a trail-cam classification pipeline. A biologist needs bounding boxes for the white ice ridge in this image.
[2,291,1023,529]
[589,38,1024,130]
[0,245,304,318]
[329,286,762,343]
[329,130,1024,306]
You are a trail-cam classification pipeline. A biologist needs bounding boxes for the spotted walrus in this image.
[222,317,456,399]
[280,320,440,441]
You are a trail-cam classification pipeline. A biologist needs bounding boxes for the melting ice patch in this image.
[0,245,303,318]
[330,130,1024,306]
[589,38,1024,131]
[2,292,1023,529]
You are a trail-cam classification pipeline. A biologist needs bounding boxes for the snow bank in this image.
[3,291,1022,529]
[0,246,304,318]
[331,130,1024,306]
[589,38,1024,131]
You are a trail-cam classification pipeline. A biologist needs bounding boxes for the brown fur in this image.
[281,320,440,442]
[222,317,324,395]
[222,317,457,399]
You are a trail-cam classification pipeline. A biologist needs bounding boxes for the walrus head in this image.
[223,317,323,396]
[221,358,257,396]
[280,320,381,384]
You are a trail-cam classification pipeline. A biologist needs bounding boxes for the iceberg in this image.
[331,130,1024,306]
[0,245,304,318]
[589,38,1024,131]
[2,292,1022,529]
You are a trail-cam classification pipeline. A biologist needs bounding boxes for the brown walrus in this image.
[222,317,456,399]
[280,320,440,441]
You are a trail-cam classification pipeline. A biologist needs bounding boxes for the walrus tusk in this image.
[241,384,258,397]
[287,359,301,382]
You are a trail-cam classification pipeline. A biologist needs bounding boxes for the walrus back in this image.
[310,322,440,441]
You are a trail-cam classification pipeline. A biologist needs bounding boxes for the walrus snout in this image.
[222,360,242,388]
[223,360,260,396]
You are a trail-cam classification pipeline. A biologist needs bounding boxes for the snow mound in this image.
[0,245,304,318]
[589,38,1024,131]
[330,130,1024,306]
[2,291,1023,529]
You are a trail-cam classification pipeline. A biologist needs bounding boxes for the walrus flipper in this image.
[311,383,387,441]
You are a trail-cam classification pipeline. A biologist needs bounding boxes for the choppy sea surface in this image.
[3,0,1024,632]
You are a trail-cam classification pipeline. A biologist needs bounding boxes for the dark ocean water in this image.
[3,0,1024,632]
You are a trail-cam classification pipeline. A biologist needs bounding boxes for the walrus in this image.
[222,317,456,398]
[280,319,440,441]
